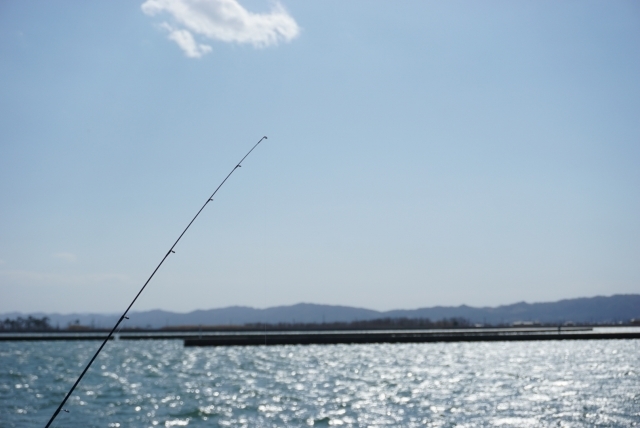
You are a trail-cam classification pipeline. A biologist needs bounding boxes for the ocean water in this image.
[1,339,638,427]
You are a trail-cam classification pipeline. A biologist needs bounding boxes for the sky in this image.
[0,0,639,314]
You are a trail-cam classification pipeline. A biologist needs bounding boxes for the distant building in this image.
[512,321,535,327]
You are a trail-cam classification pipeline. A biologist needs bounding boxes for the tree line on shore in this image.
[0,316,90,331]
[0,315,473,331]
[165,317,474,331]
[1,316,53,331]
[243,317,473,331]
[2,314,639,332]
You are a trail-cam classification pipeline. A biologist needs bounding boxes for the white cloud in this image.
[142,0,300,58]
[52,252,77,263]
[162,23,213,58]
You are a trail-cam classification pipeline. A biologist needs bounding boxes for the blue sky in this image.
[1,1,639,314]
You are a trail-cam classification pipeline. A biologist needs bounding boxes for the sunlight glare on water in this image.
[1,340,639,427]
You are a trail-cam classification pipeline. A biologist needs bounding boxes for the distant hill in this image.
[2,294,639,329]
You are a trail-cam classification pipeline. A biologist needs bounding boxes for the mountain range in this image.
[2,294,639,329]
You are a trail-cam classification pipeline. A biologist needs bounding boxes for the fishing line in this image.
[44,136,268,428]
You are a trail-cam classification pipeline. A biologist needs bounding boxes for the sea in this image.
[2,338,638,427]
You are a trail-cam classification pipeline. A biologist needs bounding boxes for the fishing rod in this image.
[45,136,268,428]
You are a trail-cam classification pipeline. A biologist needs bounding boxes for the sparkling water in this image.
[2,339,638,427]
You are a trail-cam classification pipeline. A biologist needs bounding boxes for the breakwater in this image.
[184,328,640,346]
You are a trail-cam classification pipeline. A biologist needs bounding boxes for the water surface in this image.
[2,339,638,427]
